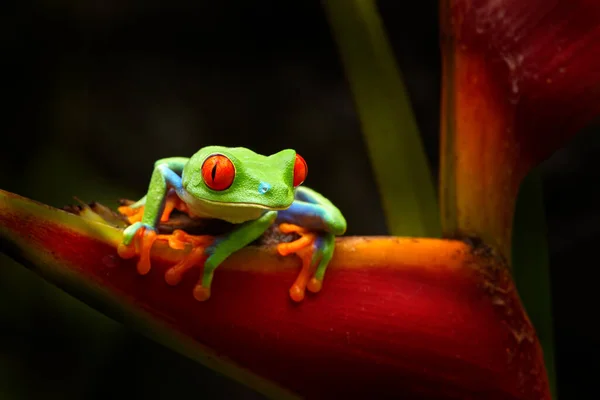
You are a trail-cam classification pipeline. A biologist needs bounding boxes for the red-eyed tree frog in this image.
[117,146,347,302]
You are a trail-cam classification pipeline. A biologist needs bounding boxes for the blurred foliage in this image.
[513,170,557,398]
[323,0,441,237]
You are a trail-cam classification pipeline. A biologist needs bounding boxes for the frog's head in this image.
[181,146,307,212]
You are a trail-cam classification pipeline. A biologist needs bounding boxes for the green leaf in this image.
[322,0,441,237]
[512,169,557,399]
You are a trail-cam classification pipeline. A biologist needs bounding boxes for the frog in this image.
[117,146,347,302]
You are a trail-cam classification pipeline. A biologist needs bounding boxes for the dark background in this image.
[1,1,599,398]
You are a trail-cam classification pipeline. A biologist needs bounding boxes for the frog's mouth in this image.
[199,197,292,210]
[179,189,292,212]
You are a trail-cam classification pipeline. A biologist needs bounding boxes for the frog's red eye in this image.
[201,154,235,191]
[293,154,307,187]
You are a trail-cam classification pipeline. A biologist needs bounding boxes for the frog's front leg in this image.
[119,190,189,224]
[276,186,347,301]
[118,158,188,275]
[176,210,277,301]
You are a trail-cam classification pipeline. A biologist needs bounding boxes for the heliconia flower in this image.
[440,0,600,258]
[2,0,598,398]
[0,190,549,399]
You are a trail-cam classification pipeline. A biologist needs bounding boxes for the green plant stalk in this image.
[512,169,557,399]
[322,0,441,237]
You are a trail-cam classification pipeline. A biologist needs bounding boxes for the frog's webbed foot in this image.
[118,204,145,224]
[118,224,158,275]
[277,223,335,302]
[118,190,189,224]
[162,230,215,302]
[160,191,190,222]
[119,226,215,300]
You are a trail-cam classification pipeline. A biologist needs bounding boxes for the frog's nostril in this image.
[258,182,271,194]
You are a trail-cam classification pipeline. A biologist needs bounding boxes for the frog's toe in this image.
[118,224,141,258]
[276,224,336,302]
[289,283,307,302]
[117,242,137,259]
[193,284,211,302]
[307,277,323,293]
[307,233,335,293]
[162,232,215,301]
[159,190,182,222]
[118,223,158,275]
[137,229,158,275]
[192,255,222,302]
[164,246,208,286]
[118,205,145,224]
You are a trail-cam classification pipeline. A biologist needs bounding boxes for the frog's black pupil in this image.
[211,164,217,181]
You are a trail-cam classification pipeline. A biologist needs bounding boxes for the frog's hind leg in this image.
[277,225,317,301]
[307,233,335,293]
[277,186,346,235]
[277,224,335,300]
[275,186,345,301]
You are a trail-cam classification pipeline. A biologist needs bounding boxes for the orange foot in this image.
[162,230,215,302]
[118,228,214,300]
[277,223,321,302]
[117,227,158,275]
[118,190,190,224]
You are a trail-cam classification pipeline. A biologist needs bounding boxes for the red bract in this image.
[447,0,600,154]
[0,190,549,399]
[440,0,600,257]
